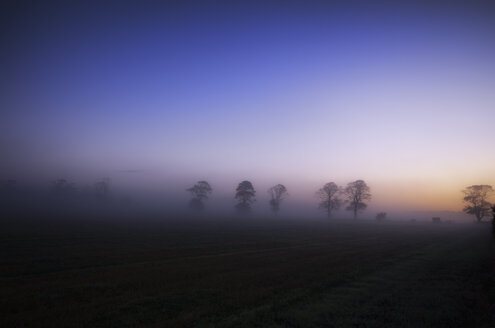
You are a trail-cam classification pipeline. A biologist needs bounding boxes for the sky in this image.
[1,0,494,214]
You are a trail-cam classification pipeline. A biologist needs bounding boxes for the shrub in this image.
[376,212,387,221]
[432,217,441,223]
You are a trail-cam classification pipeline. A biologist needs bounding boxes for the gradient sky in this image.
[1,0,494,213]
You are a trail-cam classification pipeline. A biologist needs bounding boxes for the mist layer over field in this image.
[1,0,495,215]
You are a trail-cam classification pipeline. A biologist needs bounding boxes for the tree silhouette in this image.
[51,179,76,198]
[491,205,495,240]
[186,181,212,211]
[235,181,256,214]
[376,212,387,221]
[94,178,111,201]
[316,182,342,218]
[462,185,493,222]
[344,180,371,219]
[268,184,288,215]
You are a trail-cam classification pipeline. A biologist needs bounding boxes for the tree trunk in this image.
[491,206,495,240]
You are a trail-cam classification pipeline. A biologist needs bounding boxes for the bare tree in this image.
[316,182,342,218]
[186,181,212,211]
[268,184,288,215]
[235,181,256,214]
[344,180,371,219]
[462,185,493,222]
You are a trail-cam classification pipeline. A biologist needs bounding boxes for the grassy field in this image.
[1,216,494,327]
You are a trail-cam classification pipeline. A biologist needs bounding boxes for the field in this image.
[1,216,494,327]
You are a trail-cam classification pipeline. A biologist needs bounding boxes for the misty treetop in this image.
[94,178,111,201]
[462,185,493,222]
[344,180,371,219]
[51,179,77,198]
[8,175,495,227]
[235,181,256,214]
[316,182,342,218]
[268,184,288,214]
[187,181,212,211]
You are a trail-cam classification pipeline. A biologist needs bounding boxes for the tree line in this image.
[2,178,494,222]
[187,181,495,221]
[186,179,372,218]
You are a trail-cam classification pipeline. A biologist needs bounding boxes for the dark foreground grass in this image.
[1,216,494,327]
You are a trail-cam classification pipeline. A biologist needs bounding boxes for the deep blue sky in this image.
[1,0,494,212]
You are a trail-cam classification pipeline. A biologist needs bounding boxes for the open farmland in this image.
[1,217,494,327]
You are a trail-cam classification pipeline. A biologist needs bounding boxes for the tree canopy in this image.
[235,181,256,214]
[462,185,493,222]
[186,181,212,210]
[344,180,371,219]
[316,182,342,218]
[268,184,288,214]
